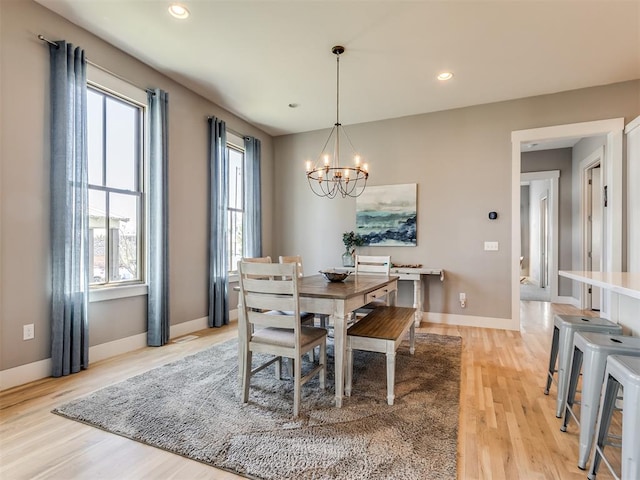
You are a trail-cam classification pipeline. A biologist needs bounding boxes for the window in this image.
[87,84,145,286]
[227,139,245,272]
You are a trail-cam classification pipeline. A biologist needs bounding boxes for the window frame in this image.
[227,133,245,275]
[86,66,148,301]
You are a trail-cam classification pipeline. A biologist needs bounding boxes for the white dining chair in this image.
[238,261,327,417]
[279,255,330,329]
[354,255,392,316]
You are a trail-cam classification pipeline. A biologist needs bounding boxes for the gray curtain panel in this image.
[147,89,170,346]
[208,117,229,328]
[243,137,262,257]
[49,41,90,377]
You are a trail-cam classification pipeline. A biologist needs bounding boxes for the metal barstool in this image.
[544,315,622,418]
[588,355,640,480]
[561,332,640,469]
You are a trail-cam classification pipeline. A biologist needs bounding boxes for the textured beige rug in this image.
[53,333,461,479]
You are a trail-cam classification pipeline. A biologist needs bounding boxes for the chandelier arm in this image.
[339,124,359,156]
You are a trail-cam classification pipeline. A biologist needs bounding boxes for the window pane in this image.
[89,189,106,284]
[106,97,138,191]
[228,148,243,210]
[228,210,243,272]
[109,192,139,282]
[87,90,104,186]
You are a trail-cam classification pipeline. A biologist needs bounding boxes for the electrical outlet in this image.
[23,324,35,340]
[459,293,466,308]
[484,241,499,251]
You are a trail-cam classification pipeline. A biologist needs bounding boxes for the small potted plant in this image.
[342,231,364,267]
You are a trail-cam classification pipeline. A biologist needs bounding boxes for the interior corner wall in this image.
[0,0,274,373]
[273,80,640,324]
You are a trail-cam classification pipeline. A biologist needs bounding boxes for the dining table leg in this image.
[333,309,347,408]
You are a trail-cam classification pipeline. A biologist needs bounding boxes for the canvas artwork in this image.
[356,183,417,246]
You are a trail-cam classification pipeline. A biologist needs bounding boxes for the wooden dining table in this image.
[238,274,399,407]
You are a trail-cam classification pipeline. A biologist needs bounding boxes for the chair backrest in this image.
[355,255,391,275]
[241,256,272,278]
[279,255,304,278]
[238,261,301,343]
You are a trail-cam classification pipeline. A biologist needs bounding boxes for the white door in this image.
[540,196,549,288]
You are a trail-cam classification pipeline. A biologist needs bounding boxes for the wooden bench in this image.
[345,306,416,405]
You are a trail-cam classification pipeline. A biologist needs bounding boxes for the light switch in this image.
[484,241,499,251]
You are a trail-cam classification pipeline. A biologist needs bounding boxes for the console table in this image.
[338,266,444,326]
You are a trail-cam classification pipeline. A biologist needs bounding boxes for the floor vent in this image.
[173,334,200,344]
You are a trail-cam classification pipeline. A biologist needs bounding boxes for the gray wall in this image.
[522,148,573,296]
[0,0,274,371]
[273,82,640,321]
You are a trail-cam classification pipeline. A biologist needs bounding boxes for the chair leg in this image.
[242,350,252,404]
[275,356,282,380]
[319,339,326,390]
[409,323,416,355]
[293,355,301,418]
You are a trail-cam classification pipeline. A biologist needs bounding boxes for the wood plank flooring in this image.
[0,302,619,479]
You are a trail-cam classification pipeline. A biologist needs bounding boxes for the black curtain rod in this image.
[38,34,153,95]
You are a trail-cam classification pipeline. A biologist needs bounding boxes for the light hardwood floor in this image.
[0,302,619,479]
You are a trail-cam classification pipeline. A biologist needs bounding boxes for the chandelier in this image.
[306,46,369,198]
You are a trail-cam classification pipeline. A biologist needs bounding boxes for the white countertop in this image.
[559,271,640,300]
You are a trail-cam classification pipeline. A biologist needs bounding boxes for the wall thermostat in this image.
[488,211,498,220]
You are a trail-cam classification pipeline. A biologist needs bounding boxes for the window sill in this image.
[90,284,148,303]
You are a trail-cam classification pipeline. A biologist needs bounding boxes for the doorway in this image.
[582,148,604,311]
[511,118,624,330]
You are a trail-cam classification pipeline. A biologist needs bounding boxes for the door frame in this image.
[580,148,604,311]
[511,118,624,329]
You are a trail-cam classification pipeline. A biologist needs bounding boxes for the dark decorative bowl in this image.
[319,270,351,282]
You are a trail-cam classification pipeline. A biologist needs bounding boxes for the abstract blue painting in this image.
[356,183,417,246]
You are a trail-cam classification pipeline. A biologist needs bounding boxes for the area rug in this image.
[53,333,462,480]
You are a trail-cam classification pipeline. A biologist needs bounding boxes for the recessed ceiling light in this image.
[168,4,190,19]
[437,72,454,81]
[288,103,299,108]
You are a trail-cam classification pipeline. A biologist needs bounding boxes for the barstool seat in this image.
[588,355,640,480]
[545,315,623,417]
[561,332,640,470]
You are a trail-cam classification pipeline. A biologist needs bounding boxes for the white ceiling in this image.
[35,0,640,137]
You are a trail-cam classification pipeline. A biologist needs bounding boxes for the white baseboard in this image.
[1,311,239,392]
[0,358,52,392]
[422,312,519,331]
[552,295,578,306]
[170,316,209,339]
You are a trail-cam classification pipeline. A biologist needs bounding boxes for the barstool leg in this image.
[621,380,640,480]
[561,346,583,432]
[556,327,575,417]
[577,350,611,470]
[588,374,619,480]
[545,326,560,395]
